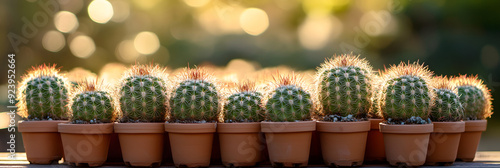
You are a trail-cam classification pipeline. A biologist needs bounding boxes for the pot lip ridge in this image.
[114,122,164,134]
[379,122,433,134]
[164,122,216,133]
[317,120,370,133]
[261,120,316,133]
[464,119,487,132]
[18,120,69,133]
[217,122,261,133]
[58,123,114,134]
[431,121,465,133]
[368,118,384,130]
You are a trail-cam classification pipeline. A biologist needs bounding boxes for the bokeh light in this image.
[65,67,98,83]
[88,0,114,24]
[298,14,342,50]
[110,0,130,22]
[69,35,96,58]
[134,31,160,55]
[54,11,79,33]
[116,40,140,63]
[58,0,84,14]
[239,8,269,36]
[183,0,210,8]
[99,63,128,86]
[42,30,66,52]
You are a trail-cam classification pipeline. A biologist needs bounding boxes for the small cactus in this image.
[316,54,374,119]
[223,82,263,122]
[377,62,435,124]
[17,64,71,120]
[369,72,383,118]
[265,74,313,122]
[69,81,117,124]
[170,68,220,122]
[430,76,464,121]
[451,75,493,120]
[118,64,169,122]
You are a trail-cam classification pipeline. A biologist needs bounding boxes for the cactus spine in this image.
[118,64,169,122]
[265,74,313,122]
[17,64,71,120]
[170,68,220,122]
[430,76,464,121]
[69,81,117,124]
[451,75,493,120]
[317,54,374,119]
[223,82,263,122]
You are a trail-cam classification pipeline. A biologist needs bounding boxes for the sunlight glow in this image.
[70,35,96,58]
[42,30,66,52]
[88,0,114,24]
[239,8,269,36]
[54,11,78,33]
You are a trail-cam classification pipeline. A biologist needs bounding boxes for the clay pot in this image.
[114,123,164,167]
[261,121,316,167]
[217,122,263,167]
[165,123,216,167]
[18,120,68,164]
[317,121,370,167]
[456,120,487,162]
[58,123,113,167]
[379,123,433,167]
[364,118,386,162]
[425,121,465,166]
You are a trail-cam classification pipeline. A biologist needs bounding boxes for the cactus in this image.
[223,82,263,122]
[430,76,464,121]
[377,62,435,124]
[265,74,313,122]
[69,81,117,124]
[451,75,493,120]
[118,64,169,122]
[170,68,220,122]
[316,54,374,119]
[17,64,71,120]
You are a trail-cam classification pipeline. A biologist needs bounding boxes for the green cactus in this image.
[265,75,313,122]
[223,83,263,122]
[70,82,116,124]
[452,75,493,120]
[429,76,463,121]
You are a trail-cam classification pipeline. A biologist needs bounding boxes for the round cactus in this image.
[118,64,169,122]
[223,82,263,122]
[368,72,383,118]
[265,74,313,122]
[451,75,493,120]
[430,76,464,121]
[378,62,435,124]
[17,64,71,120]
[69,81,117,124]
[316,54,374,119]
[170,68,220,122]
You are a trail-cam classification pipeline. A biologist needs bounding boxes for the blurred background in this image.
[0,0,499,152]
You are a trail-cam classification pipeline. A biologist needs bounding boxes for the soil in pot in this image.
[114,123,164,167]
[217,122,264,167]
[380,123,433,167]
[58,123,113,167]
[261,121,316,167]
[456,120,487,162]
[165,123,216,167]
[364,118,386,163]
[19,120,68,164]
[317,121,370,167]
[425,121,465,166]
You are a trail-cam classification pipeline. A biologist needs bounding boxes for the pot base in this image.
[68,161,105,167]
[326,161,363,167]
[424,161,454,166]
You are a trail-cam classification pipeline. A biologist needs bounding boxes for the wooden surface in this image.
[0,152,499,167]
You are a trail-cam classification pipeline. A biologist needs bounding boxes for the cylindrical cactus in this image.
[377,62,435,124]
[451,75,493,120]
[316,54,374,119]
[223,82,263,122]
[430,76,464,121]
[265,74,313,122]
[170,68,220,122]
[118,64,169,122]
[69,81,117,124]
[17,64,71,120]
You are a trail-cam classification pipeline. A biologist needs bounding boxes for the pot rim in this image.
[317,120,370,133]
[261,121,316,133]
[432,121,465,133]
[58,123,114,134]
[18,120,69,133]
[164,122,216,133]
[368,118,384,130]
[464,120,487,132]
[379,123,433,134]
[114,122,164,133]
[217,122,261,133]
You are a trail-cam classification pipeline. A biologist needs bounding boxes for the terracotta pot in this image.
[18,120,68,164]
[217,122,263,167]
[165,123,216,167]
[456,120,487,162]
[114,123,164,167]
[379,123,433,167]
[261,121,316,167]
[317,121,370,167]
[364,118,386,162]
[425,121,465,166]
[58,123,113,167]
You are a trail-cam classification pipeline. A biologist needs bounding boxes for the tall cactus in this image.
[265,74,313,122]
[451,75,493,120]
[17,64,71,120]
[170,68,220,122]
[118,64,169,122]
[377,62,435,124]
[430,76,464,121]
[69,81,117,124]
[223,82,263,122]
[316,54,374,119]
